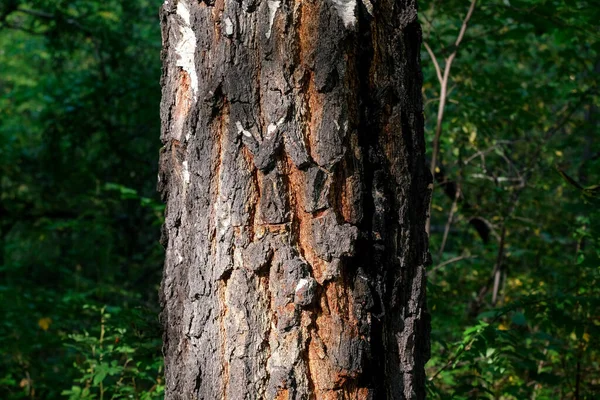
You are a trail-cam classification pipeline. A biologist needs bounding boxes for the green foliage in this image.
[1,0,599,398]
[61,306,164,400]
[0,0,164,398]
[422,0,600,398]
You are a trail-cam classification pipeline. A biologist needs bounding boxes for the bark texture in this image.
[158,0,431,398]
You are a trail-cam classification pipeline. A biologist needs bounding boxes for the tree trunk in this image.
[158,0,431,398]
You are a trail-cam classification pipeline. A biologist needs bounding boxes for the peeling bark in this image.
[158,0,432,398]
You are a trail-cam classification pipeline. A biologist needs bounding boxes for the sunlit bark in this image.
[158,0,431,397]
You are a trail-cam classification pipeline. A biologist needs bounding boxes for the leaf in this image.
[93,362,109,386]
[61,386,82,396]
[38,317,52,331]
[511,312,526,326]
[97,11,120,22]
[477,310,501,320]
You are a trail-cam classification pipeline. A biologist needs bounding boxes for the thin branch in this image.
[426,0,478,235]
[454,0,477,48]
[469,108,573,311]
[469,173,524,184]
[420,0,448,53]
[473,216,501,242]
[463,144,503,165]
[438,186,460,260]
[491,226,507,306]
[16,7,92,34]
[430,0,478,176]
[421,4,434,39]
[430,255,477,274]
[423,41,443,84]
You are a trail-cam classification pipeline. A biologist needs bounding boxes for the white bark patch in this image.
[266,123,277,139]
[177,0,191,27]
[295,278,310,292]
[265,117,286,139]
[266,0,281,39]
[233,247,243,269]
[182,160,190,184]
[235,121,252,138]
[333,119,348,134]
[175,1,198,100]
[330,0,356,28]
[216,199,232,237]
[224,17,234,37]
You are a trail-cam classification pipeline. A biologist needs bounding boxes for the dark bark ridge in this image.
[158,0,431,398]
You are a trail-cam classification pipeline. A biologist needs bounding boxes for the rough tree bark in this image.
[158,0,431,398]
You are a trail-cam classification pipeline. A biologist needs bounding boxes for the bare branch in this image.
[423,41,443,84]
[430,255,478,275]
[438,186,460,260]
[454,0,477,48]
[429,0,478,176]
[426,0,478,236]
[16,7,92,34]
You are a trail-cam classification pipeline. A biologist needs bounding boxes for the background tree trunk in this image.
[158,0,431,398]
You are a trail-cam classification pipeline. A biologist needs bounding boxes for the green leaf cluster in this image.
[0,0,164,398]
[422,0,600,398]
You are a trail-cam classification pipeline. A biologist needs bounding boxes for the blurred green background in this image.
[0,0,598,399]
[1,1,164,398]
